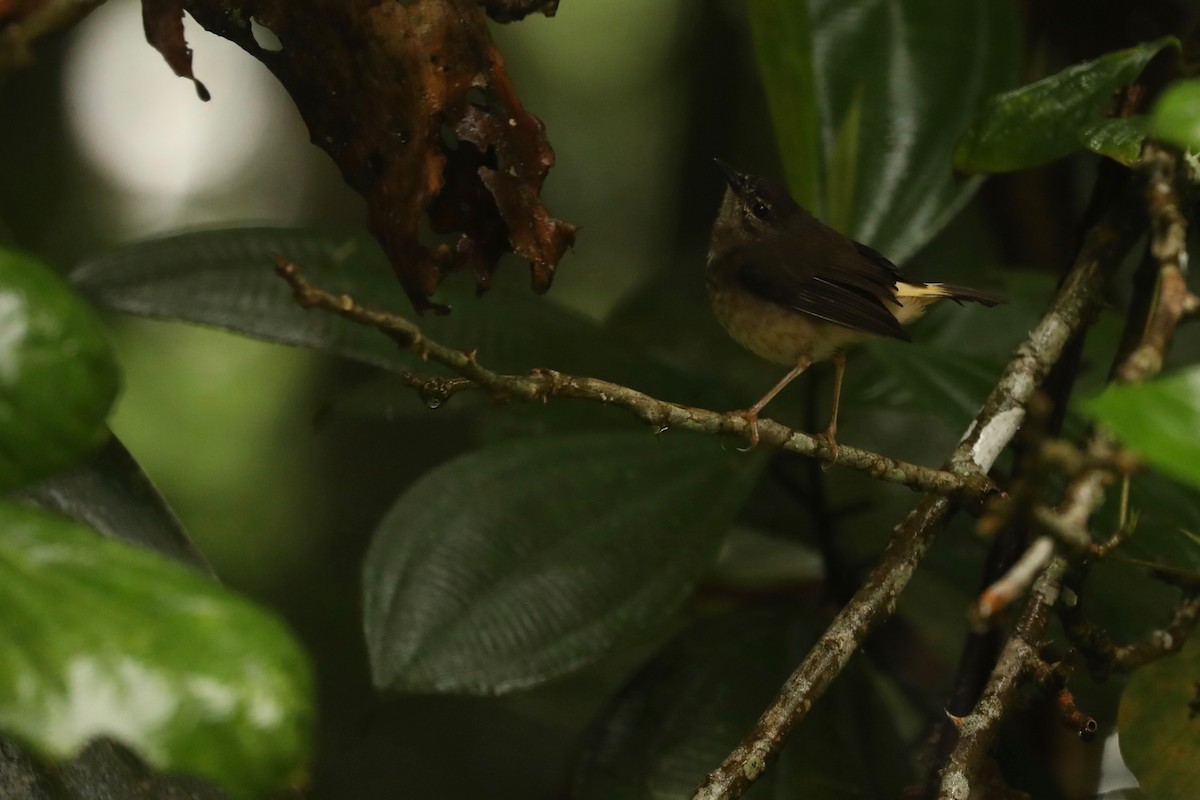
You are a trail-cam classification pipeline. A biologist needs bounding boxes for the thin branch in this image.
[939,142,1193,798]
[692,198,1144,800]
[1116,142,1193,384]
[973,536,1055,624]
[938,558,1068,800]
[273,257,990,497]
[1064,587,1200,676]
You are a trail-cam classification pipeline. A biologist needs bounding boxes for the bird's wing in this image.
[732,229,911,340]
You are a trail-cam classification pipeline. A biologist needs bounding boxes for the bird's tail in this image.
[896,282,1005,307]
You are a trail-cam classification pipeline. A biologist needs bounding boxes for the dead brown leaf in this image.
[175,0,575,313]
[142,0,210,101]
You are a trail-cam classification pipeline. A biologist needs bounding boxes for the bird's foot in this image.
[821,426,839,466]
[733,409,762,452]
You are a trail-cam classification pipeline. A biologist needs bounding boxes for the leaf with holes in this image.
[363,432,763,694]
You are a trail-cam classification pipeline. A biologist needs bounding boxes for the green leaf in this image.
[0,501,314,798]
[1107,473,1200,581]
[1084,366,1200,491]
[746,0,823,214]
[11,433,212,575]
[0,249,119,491]
[1119,634,1200,797]
[573,608,914,798]
[1152,77,1200,151]
[863,340,1002,428]
[955,37,1179,174]
[1079,116,1150,166]
[749,0,1020,263]
[363,432,763,695]
[70,228,698,398]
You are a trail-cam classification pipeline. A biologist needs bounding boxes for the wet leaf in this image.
[1119,634,1200,798]
[749,0,1020,263]
[71,227,695,398]
[179,0,574,311]
[363,432,763,694]
[573,608,914,798]
[11,433,212,575]
[955,37,1178,174]
[1079,116,1150,166]
[1152,77,1200,151]
[1084,366,1200,491]
[0,248,119,492]
[0,501,314,798]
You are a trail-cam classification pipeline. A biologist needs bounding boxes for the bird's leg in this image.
[735,355,812,451]
[823,350,847,461]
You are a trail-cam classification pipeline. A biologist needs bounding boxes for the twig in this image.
[938,558,1068,800]
[973,536,1055,624]
[1065,587,1200,676]
[938,142,1192,798]
[692,198,1143,800]
[1115,142,1193,384]
[273,257,990,497]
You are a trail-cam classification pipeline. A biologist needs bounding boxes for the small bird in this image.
[707,162,1003,453]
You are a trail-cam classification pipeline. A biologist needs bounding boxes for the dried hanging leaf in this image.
[171,0,575,313]
[142,0,210,100]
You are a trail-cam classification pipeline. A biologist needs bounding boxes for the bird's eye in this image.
[750,201,771,219]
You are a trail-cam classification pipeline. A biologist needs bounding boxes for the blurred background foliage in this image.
[3,0,1200,797]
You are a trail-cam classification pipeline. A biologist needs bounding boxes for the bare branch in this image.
[938,558,1068,800]
[939,142,1193,799]
[973,536,1055,624]
[273,257,990,497]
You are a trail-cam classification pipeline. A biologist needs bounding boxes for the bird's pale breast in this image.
[708,281,874,365]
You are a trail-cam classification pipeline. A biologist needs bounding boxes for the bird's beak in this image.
[713,159,749,193]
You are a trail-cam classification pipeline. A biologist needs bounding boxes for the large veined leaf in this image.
[0,248,119,491]
[1084,366,1200,491]
[573,608,913,798]
[69,228,697,399]
[748,0,1020,263]
[0,501,313,798]
[864,340,1003,428]
[12,433,212,574]
[955,37,1179,174]
[1119,635,1200,797]
[363,432,763,695]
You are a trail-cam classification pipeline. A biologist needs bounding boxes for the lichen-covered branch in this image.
[691,197,1144,800]
[273,257,987,496]
[938,557,1066,800]
[938,142,1193,798]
